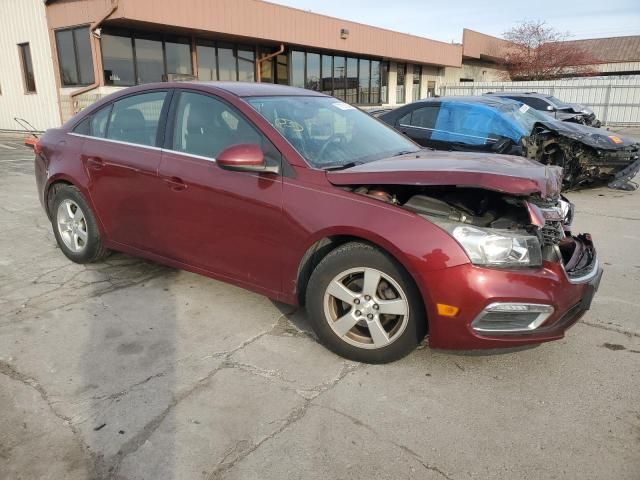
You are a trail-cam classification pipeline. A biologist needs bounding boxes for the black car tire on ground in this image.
[51,185,110,263]
[306,242,427,364]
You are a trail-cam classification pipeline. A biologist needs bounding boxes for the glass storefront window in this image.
[321,55,332,96]
[358,59,370,104]
[134,38,164,83]
[56,27,95,86]
[237,47,255,82]
[306,52,320,91]
[291,51,305,88]
[166,40,192,76]
[346,57,358,104]
[412,64,422,102]
[217,45,236,81]
[370,60,380,104]
[396,63,406,104]
[333,56,346,101]
[381,61,389,103]
[276,54,288,85]
[102,34,135,86]
[196,42,217,81]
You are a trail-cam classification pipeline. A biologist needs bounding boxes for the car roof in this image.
[414,95,521,107]
[487,92,550,98]
[191,81,328,97]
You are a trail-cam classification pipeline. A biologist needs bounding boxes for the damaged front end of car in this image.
[525,124,640,191]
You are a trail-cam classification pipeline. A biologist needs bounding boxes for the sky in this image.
[268,0,640,43]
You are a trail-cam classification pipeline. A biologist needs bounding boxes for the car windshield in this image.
[245,96,420,169]
[498,102,551,133]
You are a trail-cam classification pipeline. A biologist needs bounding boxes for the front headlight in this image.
[448,224,542,267]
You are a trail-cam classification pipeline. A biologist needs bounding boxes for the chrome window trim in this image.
[161,148,217,163]
[68,132,163,151]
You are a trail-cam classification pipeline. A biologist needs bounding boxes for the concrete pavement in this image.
[0,132,638,480]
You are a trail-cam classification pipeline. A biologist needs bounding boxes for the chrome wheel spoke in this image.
[64,201,75,221]
[76,228,88,242]
[326,280,358,304]
[73,233,82,250]
[368,317,390,346]
[333,311,360,337]
[377,298,408,316]
[361,268,381,298]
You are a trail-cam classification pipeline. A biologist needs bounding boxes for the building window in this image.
[217,44,236,81]
[55,26,94,86]
[321,55,332,95]
[135,37,164,83]
[370,60,380,104]
[306,52,320,91]
[412,64,422,102]
[102,30,193,86]
[333,56,346,101]
[396,63,406,104]
[102,34,135,86]
[237,47,255,82]
[358,59,370,104]
[196,41,217,81]
[290,50,383,105]
[291,51,305,88]
[380,61,389,103]
[165,39,192,77]
[18,43,36,93]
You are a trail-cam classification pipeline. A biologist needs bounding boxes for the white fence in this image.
[439,78,640,126]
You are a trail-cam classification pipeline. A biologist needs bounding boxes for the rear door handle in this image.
[163,176,187,191]
[86,157,104,170]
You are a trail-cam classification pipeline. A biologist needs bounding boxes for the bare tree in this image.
[500,20,599,80]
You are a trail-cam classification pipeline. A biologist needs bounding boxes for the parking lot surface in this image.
[1,131,639,480]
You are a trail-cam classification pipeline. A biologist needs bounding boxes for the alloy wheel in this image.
[323,267,409,349]
[56,199,88,253]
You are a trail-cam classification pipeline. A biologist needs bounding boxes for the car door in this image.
[76,90,171,250]
[429,103,497,151]
[396,104,440,147]
[157,90,285,296]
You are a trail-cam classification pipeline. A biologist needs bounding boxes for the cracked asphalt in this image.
[0,130,639,480]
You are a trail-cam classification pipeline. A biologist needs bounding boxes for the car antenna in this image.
[14,117,39,139]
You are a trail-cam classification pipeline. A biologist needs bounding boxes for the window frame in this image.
[289,49,383,106]
[70,89,172,150]
[101,29,194,86]
[162,88,283,171]
[55,25,95,87]
[18,42,36,94]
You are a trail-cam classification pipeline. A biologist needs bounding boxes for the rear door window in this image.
[507,96,550,111]
[106,91,167,147]
[409,106,439,129]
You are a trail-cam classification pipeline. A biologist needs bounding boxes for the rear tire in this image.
[305,242,426,364]
[51,185,110,263]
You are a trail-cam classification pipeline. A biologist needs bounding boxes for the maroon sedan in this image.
[32,82,602,363]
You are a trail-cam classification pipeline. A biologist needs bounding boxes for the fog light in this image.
[472,303,554,333]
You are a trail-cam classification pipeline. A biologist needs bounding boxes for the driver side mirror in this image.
[546,105,555,112]
[217,144,279,174]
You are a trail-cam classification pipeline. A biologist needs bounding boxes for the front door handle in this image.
[86,157,104,170]
[163,176,187,191]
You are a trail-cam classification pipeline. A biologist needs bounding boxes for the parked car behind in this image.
[31,82,602,363]
[485,91,601,127]
[379,96,639,190]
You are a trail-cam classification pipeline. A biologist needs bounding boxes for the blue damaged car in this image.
[379,96,639,191]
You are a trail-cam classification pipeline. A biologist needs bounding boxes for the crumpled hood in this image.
[537,119,638,149]
[327,150,563,198]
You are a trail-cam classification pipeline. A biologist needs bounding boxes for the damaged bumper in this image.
[418,233,602,350]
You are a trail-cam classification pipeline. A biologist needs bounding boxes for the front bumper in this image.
[418,235,602,350]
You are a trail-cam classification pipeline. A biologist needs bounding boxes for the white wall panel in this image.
[0,0,60,131]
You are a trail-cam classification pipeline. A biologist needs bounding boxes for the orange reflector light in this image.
[608,135,624,144]
[437,303,459,317]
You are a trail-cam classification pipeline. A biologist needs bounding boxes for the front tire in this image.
[306,242,426,364]
[51,185,109,263]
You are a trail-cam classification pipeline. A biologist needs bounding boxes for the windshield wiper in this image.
[321,161,363,171]
[391,150,419,157]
